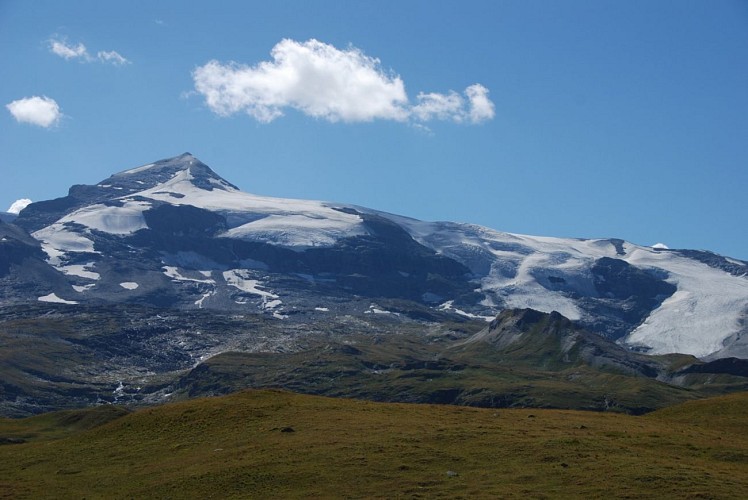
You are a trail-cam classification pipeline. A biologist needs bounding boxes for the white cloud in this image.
[412,85,495,124]
[7,199,32,214]
[6,96,62,128]
[50,38,90,60]
[465,84,495,123]
[193,38,495,126]
[49,36,129,65]
[652,243,670,250]
[412,91,465,122]
[193,39,409,123]
[97,50,130,65]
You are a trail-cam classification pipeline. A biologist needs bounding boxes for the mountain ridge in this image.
[3,153,747,359]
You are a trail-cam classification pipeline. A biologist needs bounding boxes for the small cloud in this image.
[154,19,166,26]
[652,243,669,250]
[97,50,130,65]
[412,84,495,124]
[49,36,129,65]
[6,96,62,128]
[49,37,90,61]
[412,90,465,122]
[192,38,494,126]
[465,84,495,123]
[7,198,32,214]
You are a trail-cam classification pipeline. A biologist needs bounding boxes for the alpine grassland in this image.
[1,389,747,498]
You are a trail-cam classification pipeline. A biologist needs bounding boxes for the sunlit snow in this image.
[622,248,748,357]
[385,214,748,357]
[222,269,277,299]
[120,282,139,290]
[58,201,150,235]
[33,224,97,266]
[38,293,78,304]
[135,169,367,248]
[163,266,215,284]
[195,290,215,308]
[120,162,155,175]
[59,263,100,280]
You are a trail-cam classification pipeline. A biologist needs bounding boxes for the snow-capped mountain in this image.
[4,153,748,359]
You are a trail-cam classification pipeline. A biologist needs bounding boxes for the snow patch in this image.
[72,284,95,293]
[222,269,277,299]
[365,304,399,316]
[59,200,150,235]
[438,300,493,321]
[163,266,215,284]
[38,293,78,305]
[725,257,746,266]
[195,290,215,308]
[223,269,288,315]
[59,263,100,280]
[264,299,283,310]
[315,307,329,312]
[224,214,365,248]
[33,224,97,266]
[120,282,139,290]
[121,163,155,175]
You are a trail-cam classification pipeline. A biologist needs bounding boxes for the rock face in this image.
[459,308,666,378]
[4,153,748,359]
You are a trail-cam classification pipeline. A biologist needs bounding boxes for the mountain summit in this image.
[102,153,240,193]
[3,154,748,359]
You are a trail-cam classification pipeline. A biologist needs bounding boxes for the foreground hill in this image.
[3,153,747,359]
[1,389,747,498]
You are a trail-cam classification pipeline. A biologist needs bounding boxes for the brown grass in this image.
[1,389,747,498]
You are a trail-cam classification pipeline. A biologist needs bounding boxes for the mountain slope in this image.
[171,308,748,415]
[7,153,748,359]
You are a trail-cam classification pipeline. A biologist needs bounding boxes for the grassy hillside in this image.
[1,389,747,498]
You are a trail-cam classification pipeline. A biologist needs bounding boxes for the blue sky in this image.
[2,0,747,259]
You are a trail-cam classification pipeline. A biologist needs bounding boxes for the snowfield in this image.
[58,201,150,235]
[384,215,748,358]
[622,247,748,358]
[136,168,367,248]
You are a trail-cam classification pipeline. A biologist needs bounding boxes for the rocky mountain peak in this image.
[103,153,239,193]
[488,308,571,334]
[14,154,239,232]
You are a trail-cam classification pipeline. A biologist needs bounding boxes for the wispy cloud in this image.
[50,38,88,60]
[192,39,494,125]
[48,37,130,65]
[6,96,62,128]
[97,50,130,66]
